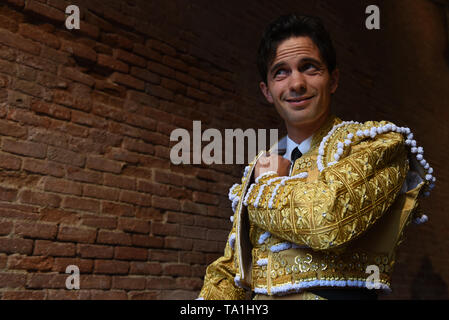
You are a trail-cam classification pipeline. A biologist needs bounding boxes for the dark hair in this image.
[257,14,337,83]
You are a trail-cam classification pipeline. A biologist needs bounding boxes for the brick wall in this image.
[0,0,447,299]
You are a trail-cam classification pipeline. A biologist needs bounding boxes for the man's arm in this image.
[245,130,408,250]
[198,185,247,300]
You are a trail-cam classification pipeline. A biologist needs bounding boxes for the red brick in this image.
[148,249,178,262]
[27,273,67,289]
[33,240,76,256]
[180,225,207,240]
[164,237,192,251]
[146,39,176,56]
[153,169,185,187]
[163,263,192,277]
[180,251,206,265]
[114,246,148,261]
[83,185,120,201]
[24,0,65,22]
[57,226,96,244]
[2,291,46,300]
[123,138,154,155]
[15,221,57,240]
[130,66,160,84]
[31,100,71,120]
[0,238,33,254]
[119,190,152,207]
[58,66,95,87]
[72,110,107,128]
[8,255,53,271]
[52,257,94,273]
[162,55,188,73]
[166,211,195,226]
[113,49,146,67]
[63,196,100,213]
[0,221,13,235]
[18,23,60,49]
[80,275,111,289]
[117,217,150,234]
[181,200,208,215]
[61,40,97,63]
[66,167,103,184]
[82,215,117,229]
[133,43,163,61]
[0,186,18,202]
[129,262,162,275]
[2,138,46,159]
[94,260,129,275]
[0,13,18,32]
[47,146,85,167]
[0,119,25,139]
[90,290,128,300]
[0,29,40,55]
[151,222,179,237]
[192,191,220,205]
[19,190,61,208]
[131,234,164,248]
[7,108,51,128]
[129,291,159,300]
[146,83,174,101]
[78,244,114,259]
[23,158,64,178]
[193,239,219,253]
[43,177,83,196]
[16,52,57,74]
[146,276,176,290]
[46,290,91,300]
[176,277,203,290]
[0,272,27,288]
[97,230,132,246]
[97,54,129,73]
[86,156,124,174]
[152,196,180,211]
[102,201,134,217]
[107,148,140,164]
[103,173,136,191]
[112,276,146,290]
[110,72,144,90]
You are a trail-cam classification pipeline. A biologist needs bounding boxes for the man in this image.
[198,14,435,300]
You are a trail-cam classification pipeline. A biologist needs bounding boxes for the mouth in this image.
[285,96,314,107]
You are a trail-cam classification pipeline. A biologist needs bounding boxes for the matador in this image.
[198,14,435,300]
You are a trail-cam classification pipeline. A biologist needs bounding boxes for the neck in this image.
[286,111,330,145]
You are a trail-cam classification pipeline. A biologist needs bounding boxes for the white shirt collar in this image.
[284,134,313,161]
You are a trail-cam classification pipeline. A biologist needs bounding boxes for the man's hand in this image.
[254,153,291,179]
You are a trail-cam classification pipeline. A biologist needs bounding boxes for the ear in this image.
[330,68,339,94]
[259,81,274,103]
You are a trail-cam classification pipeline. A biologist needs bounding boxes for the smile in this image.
[285,96,314,107]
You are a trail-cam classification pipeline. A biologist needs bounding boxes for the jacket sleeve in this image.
[244,130,409,251]
[198,184,247,300]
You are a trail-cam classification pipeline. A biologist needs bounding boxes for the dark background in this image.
[0,0,447,299]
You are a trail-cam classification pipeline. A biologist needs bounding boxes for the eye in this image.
[301,63,319,74]
[273,68,289,79]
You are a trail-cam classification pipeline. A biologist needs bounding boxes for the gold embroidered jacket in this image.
[198,115,434,300]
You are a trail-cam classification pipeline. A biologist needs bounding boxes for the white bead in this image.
[411,147,418,153]
[347,133,354,139]
[417,147,423,154]
[334,154,340,161]
[337,147,343,155]
[425,174,432,181]
[407,133,414,140]
[429,183,435,190]
[428,167,433,174]
[405,140,411,145]
[344,139,351,146]
[337,142,343,149]
[424,162,429,169]
[363,129,370,136]
[411,140,417,147]
[391,124,397,131]
[356,130,363,137]
[416,154,423,161]
[432,177,436,182]
[405,128,411,134]
[386,124,392,130]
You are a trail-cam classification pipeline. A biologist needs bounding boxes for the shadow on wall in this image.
[411,256,449,299]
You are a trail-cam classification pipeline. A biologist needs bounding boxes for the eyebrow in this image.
[269,57,323,75]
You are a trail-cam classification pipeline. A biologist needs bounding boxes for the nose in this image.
[288,70,307,95]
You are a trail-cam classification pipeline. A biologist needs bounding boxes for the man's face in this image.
[260,36,339,129]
